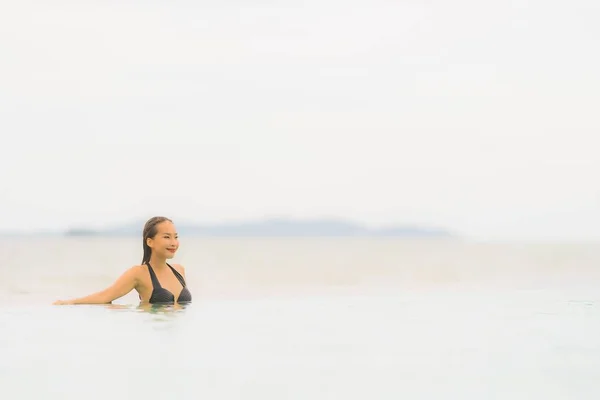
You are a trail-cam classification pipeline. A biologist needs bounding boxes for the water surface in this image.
[1,238,599,399]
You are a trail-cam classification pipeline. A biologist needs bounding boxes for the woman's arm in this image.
[53,266,141,305]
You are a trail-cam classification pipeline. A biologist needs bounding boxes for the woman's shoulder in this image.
[126,264,148,276]
[170,263,186,275]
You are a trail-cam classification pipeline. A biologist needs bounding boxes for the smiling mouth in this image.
[167,249,177,253]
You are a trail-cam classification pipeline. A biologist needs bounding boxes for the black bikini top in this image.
[145,263,192,304]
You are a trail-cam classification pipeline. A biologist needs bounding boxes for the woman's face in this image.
[147,220,179,259]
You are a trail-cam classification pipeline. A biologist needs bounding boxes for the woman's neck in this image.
[149,254,168,270]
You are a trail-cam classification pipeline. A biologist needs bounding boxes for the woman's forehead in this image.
[156,221,177,234]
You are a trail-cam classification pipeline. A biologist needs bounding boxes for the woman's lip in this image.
[167,249,176,252]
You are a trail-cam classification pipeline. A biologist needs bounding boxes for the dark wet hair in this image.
[142,216,173,265]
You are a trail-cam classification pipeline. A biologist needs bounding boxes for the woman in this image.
[53,216,192,305]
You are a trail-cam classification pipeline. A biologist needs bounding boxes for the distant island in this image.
[64,218,456,238]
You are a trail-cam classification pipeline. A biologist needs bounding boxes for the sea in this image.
[1,236,599,399]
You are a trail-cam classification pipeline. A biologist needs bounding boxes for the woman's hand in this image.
[53,299,75,305]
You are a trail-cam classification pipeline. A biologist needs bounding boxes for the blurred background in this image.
[1,0,598,242]
[1,0,598,301]
[1,1,599,398]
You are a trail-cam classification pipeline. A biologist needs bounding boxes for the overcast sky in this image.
[0,0,598,240]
